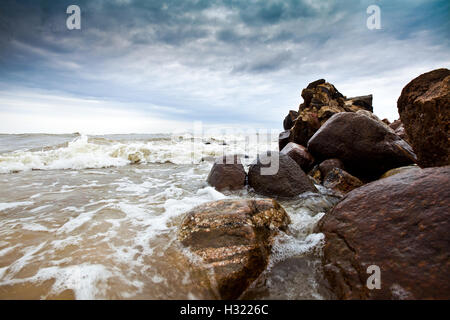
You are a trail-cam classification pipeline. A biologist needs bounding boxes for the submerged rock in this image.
[323,168,363,196]
[178,199,290,300]
[128,152,141,164]
[248,151,317,198]
[319,166,450,299]
[397,68,450,168]
[280,142,315,171]
[207,155,246,191]
[308,112,416,181]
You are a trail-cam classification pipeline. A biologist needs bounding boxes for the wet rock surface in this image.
[278,130,291,151]
[308,112,416,181]
[283,110,299,130]
[323,168,363,196]
[319,166,450,299]
[397,68,450,168]
[280,142,315,172]
[207,155,246,191]
[248,151,317,198]
[178,199,291,300]
[318,159,345,178]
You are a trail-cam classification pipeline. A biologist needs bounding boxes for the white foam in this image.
[21,222,53,232]
[29,205,53,213]
[57,205,108,234]
[0,133,277,173]
[0,201,34,211]
[3,264,113,300]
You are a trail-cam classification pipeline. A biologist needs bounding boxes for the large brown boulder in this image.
[178,199,291,299]
[280,142,315,171]
[319,166,450,299]
[308,112,416,180]
[289,80,373,146]
[397,68,450,168]
[248,151,317,198]
[207,155,246,191]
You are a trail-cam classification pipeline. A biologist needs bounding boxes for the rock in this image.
[356,110,393,132]
[178,199,290,299]
[207,155,246,191]
[318,166,450,299]
[318,159,345,178]
[323,168,363,196]
[290,80,374,146]
[389,119,409,143]
[344,95,373,112]
[397,68,450,168]
[128,152,141,164]
[278,130,291,151]
[248,151,317,198]
[280,142,315,171]
[283,110,299,130]
[380,165,418,179]
[389,119,402,131]
[382,118,391,125]
[307,112,417,181]
[307,165,322,184]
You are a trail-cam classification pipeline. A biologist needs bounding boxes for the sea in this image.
[0,133,339,299]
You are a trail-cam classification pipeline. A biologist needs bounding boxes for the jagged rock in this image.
[323,168,363,196]
[280,142,315,171]
[278,130,291,151]
[389,119,402,131]
[248,151,317,198]
[307,165,322,184]
[319,166,450,299]
[319,159,345,178]
[344,95,373,112]
[397,68,450,167]
[290,80,374,146]
[178,199,290,299]
[356,110,393,132]
[283,110,299,130]
[207,155,246,191]
[388,120,410,143]
[308,112,416,181]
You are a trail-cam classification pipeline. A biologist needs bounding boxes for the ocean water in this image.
[0,133,338,299]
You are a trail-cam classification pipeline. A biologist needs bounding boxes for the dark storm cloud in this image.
[232,51,293,74]
[0,0,449,132]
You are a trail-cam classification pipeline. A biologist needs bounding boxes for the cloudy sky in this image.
[0,0,448,134]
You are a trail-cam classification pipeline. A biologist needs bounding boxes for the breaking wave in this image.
[0,134,277,174]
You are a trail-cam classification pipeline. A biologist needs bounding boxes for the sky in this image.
[0,0,449,134]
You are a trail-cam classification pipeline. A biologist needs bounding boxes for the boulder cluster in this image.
[177,68,450,300]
